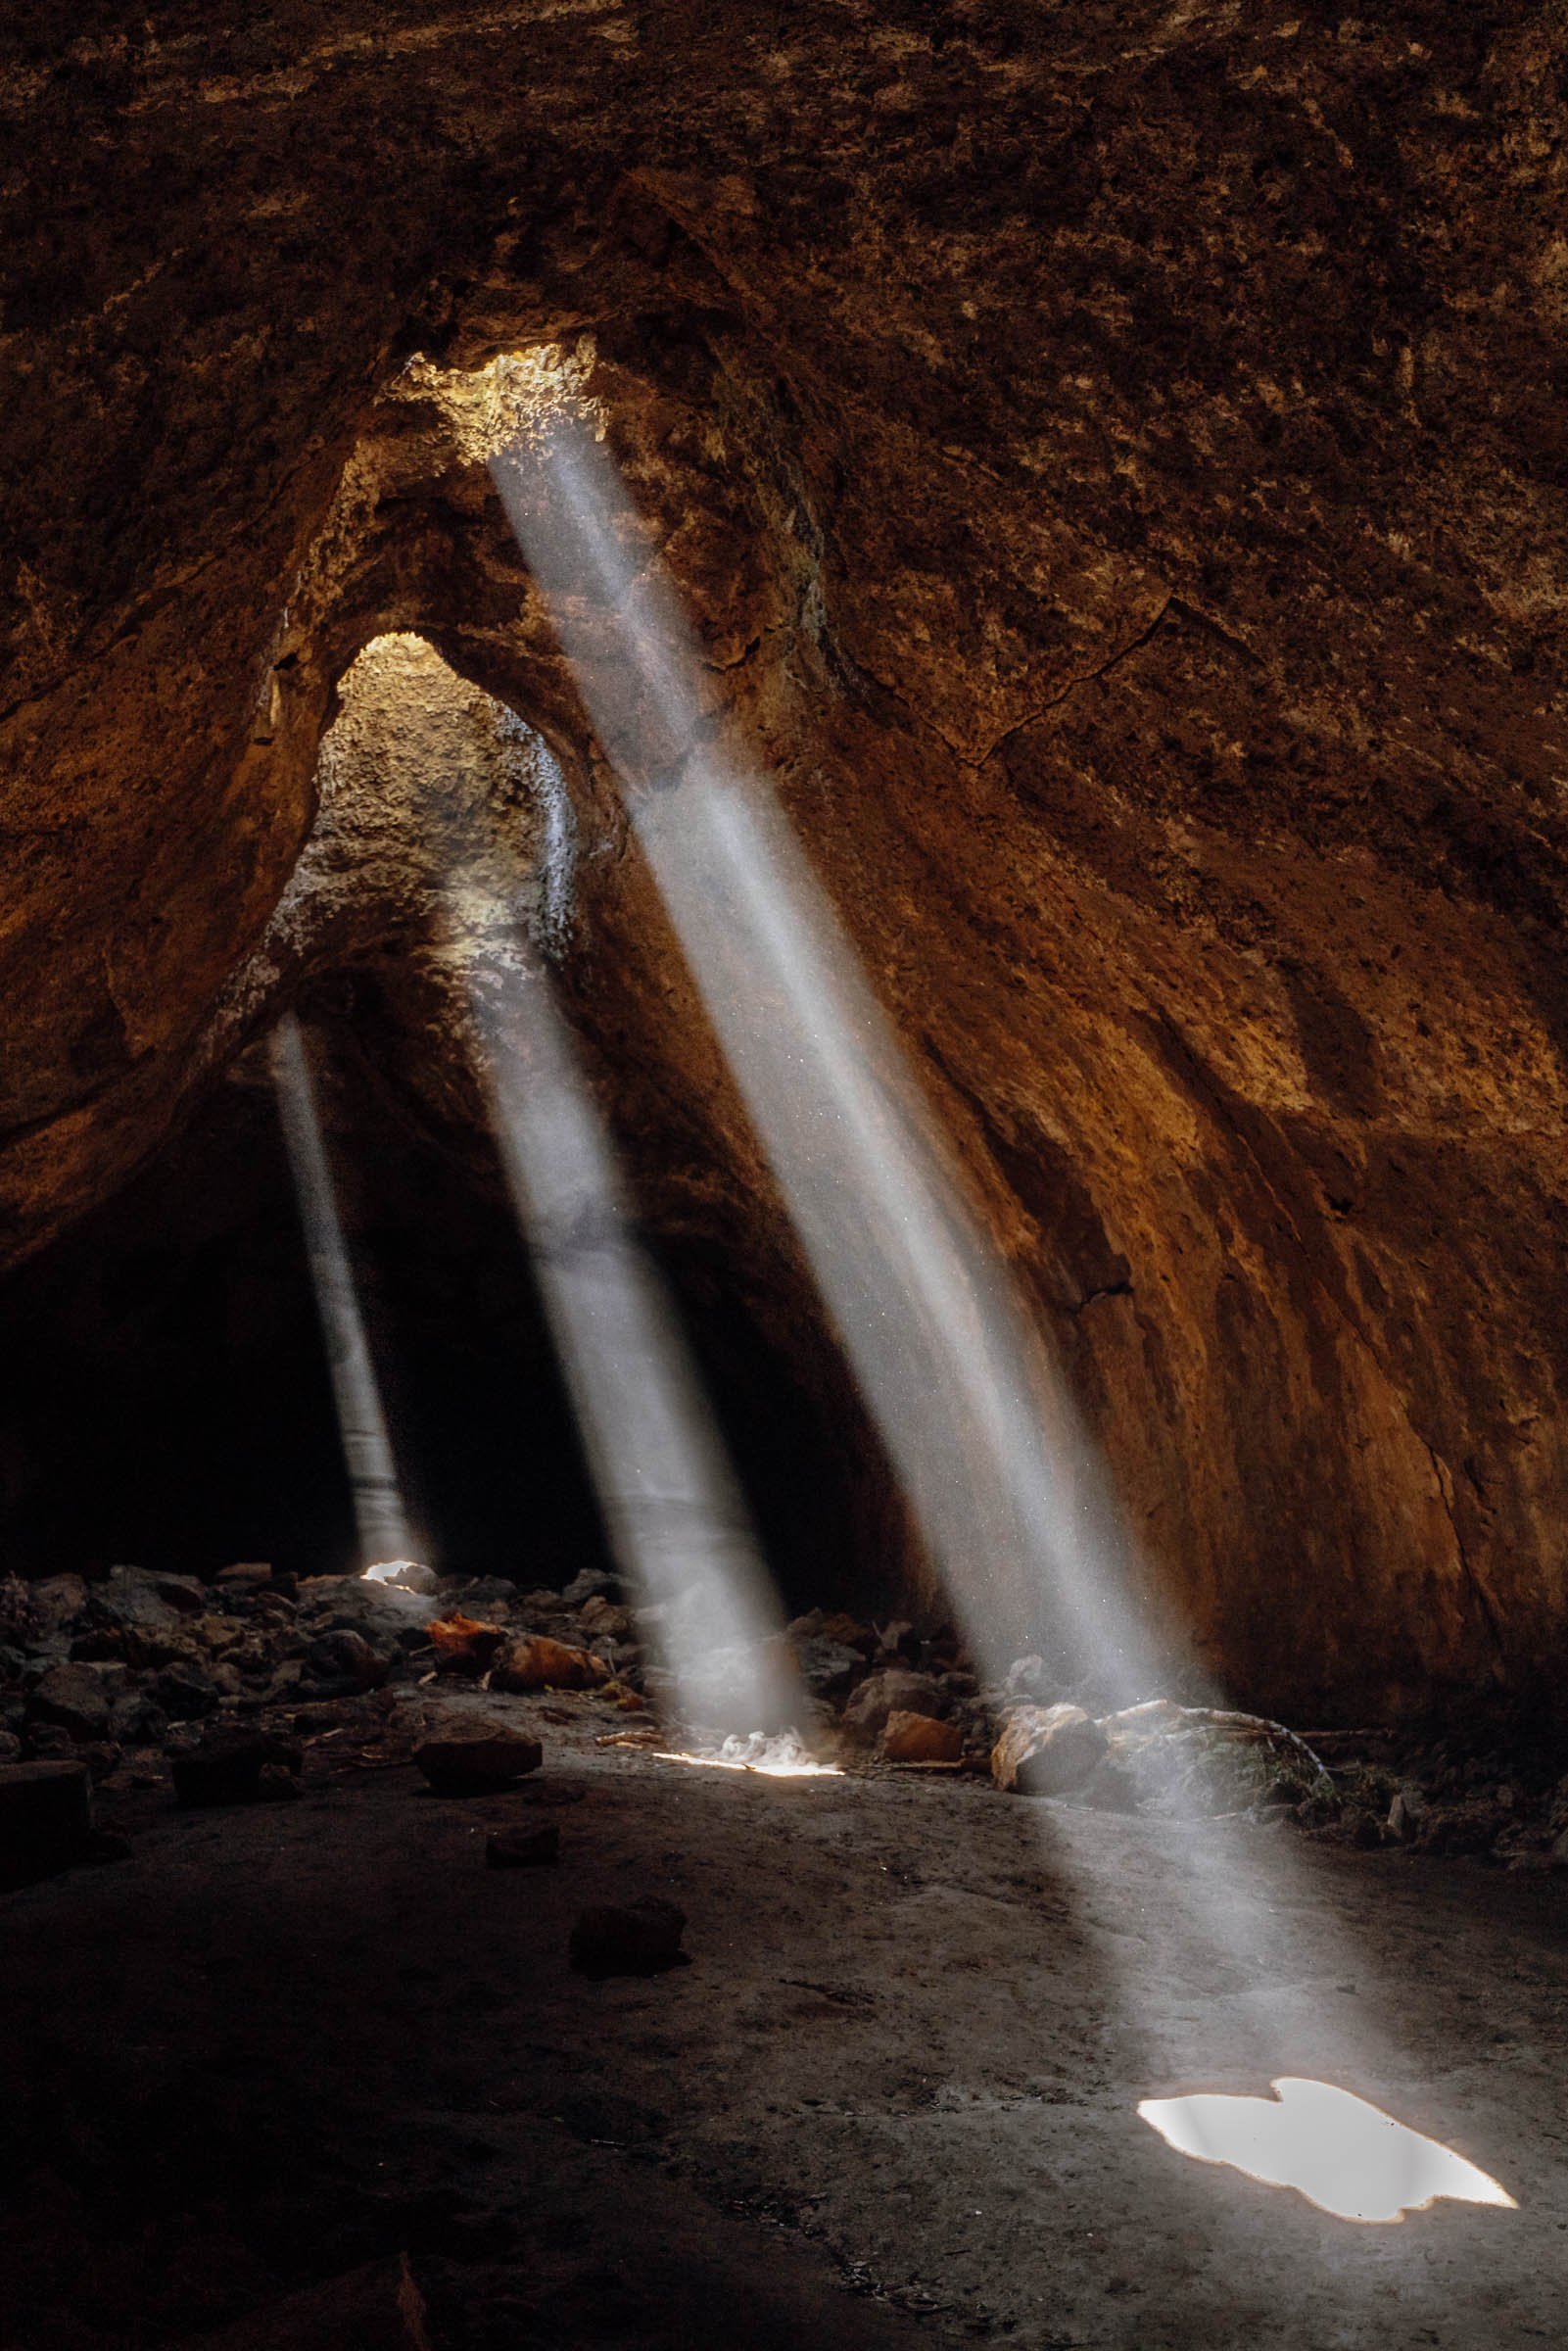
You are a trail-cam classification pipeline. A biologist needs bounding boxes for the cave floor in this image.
[3,1697,1565,2349]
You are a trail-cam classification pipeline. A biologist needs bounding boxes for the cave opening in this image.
[0,625,886,1633]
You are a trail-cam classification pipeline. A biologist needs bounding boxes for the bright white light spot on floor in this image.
[651,1731,843,1778]
[1138,2078,1516,2223]
[360,1559,430,1590]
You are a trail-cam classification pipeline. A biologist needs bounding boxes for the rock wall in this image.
[3,4,1566,1715]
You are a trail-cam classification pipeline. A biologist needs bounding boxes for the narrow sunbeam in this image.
[1138,2079,1518,2224]
[453,908,800,1744]
[489,384,1164,1708]
[269,1013,418,1572]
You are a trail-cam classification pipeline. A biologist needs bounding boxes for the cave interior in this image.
[3,7,1567,2347]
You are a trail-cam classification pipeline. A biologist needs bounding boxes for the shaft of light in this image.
[491,407,1166,1706]
[270,1014,414,1568]
[462,922,795,1739]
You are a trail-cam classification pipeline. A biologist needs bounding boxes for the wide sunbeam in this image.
[470,350,1521,2230]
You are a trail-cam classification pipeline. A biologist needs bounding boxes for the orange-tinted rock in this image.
[427,1614,508,1676]
[491,1636,608,1694]
[880,1710,963,1765]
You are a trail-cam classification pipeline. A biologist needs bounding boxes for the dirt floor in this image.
[2,1688,1564,2350]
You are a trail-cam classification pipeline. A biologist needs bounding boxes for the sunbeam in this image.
[269,1012,417,1574]
[490,385,1163,1710]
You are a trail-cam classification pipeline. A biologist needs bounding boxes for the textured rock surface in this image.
[2,6,1567,1716]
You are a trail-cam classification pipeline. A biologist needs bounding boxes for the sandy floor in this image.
[3,1693,1564,2348]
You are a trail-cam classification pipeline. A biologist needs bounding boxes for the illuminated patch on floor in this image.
[651,1731,842,1778]
[1138,2078,1516,2223]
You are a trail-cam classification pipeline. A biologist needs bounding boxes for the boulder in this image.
[880,1709,964,1764]
[151,1662,222,1721]
[578,1596,633,1640]
[298,1628,392,1696]
[30,1574,89,1634]
[490,1635,608,1693]
[0,1757,93,1887]
[842,1668,946,1743]
[415,1718,543,1793]
[991,1703,1108,1797]
[26,1661,112,1742]
[569,1895,687,1980]
[1387,1787,1428,1844]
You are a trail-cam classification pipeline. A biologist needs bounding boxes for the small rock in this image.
[215,1562,274,1589]
[151,1662,222,1721]
[1350,1807,1386,1849]
[578,1596,633,1640]
[490,1635,608,1693]
[1387,1788,1427,1844]
[570,1895,687,1980]
[990,1703,1107,1797]
[0,1758,94,1888]
[486,1823,560,1868]
[842,1668,946,1743]
[880,1709,964,1763]
[1004,1655,1055,1702]
[415,1718,544,1793]
[31,1574,90,1634]
[26,1662,112,1742]
[170,1728,305,1808]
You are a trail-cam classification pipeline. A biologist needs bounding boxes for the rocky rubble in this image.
[4,1566,1568,1884]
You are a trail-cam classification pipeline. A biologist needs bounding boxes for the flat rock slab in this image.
[415,1719,543,1793]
